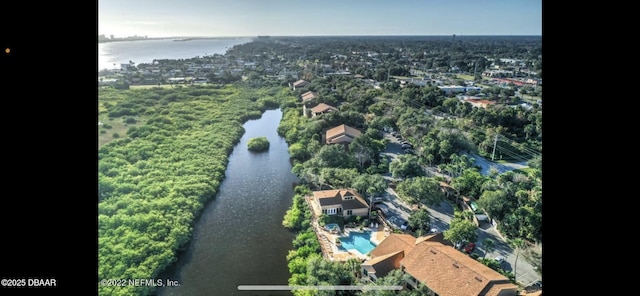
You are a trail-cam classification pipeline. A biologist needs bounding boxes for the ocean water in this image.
[97,37,253,71]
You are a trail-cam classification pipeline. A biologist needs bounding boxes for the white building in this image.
[438,85,482,94]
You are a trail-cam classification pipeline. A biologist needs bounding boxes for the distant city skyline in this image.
[98,0,542,38]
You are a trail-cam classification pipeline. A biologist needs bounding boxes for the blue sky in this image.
[98,0,542,38]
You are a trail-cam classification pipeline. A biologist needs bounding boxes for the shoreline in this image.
[98,36,252,43]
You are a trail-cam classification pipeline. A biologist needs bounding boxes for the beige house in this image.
[312,189,369,218]
[362,233,518,296]
[300,91,319,103]
[309,103,338,117]
[292,79,310,90]
[325,124,362,145]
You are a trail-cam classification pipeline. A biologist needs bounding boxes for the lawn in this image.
[456,74,475,81]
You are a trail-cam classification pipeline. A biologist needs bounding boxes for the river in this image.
[156,109,297,296]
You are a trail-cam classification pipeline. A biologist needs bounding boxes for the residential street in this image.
[380,132,541,287]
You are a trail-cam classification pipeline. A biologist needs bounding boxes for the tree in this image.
[443,218,477,247]
[350,133,382,170]
[482,238,496,258]
[389,154,425,179]
[395,176,445,206]
[408,208,431,236]
[509,238,527,284]
[313,144,355,168]
[451,169,487,199]
[352,173,387,218]
[304,254,356,296]
[247,136,270,151]
[477,190,508,221]
[361,269,410,296]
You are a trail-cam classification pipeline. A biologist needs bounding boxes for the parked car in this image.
[533,281,542,288]
[401,221,412,231]
[495,255,505,263]
[463,242,476,254]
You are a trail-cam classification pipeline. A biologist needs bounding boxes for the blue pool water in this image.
[325,223,340,232]
[339,231,376,255]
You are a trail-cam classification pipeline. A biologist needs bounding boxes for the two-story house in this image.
[312,189,369,218]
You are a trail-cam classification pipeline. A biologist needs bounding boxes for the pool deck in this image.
[305,194,391,262]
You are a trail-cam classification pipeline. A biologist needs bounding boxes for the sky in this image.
[98,0,542,38]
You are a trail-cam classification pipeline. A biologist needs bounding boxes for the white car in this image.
[495,256,506,263]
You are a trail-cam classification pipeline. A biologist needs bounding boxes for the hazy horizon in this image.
[98,0,542,39]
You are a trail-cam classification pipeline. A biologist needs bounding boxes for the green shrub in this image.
[247,136,269,152]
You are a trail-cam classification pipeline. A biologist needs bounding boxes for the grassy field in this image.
[98,117,145,148]
[455,74,475,81]
[456,74,491,82]
[520,93,542,103]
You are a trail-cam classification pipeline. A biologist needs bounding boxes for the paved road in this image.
[463,152,528,176]
[380,132,541,286]
[474,223,541,286]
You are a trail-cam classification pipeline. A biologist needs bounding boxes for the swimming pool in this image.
[338,231,376,255]
[325,223,340,233]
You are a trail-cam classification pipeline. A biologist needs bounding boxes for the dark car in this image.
[401,221,412,231]
[463,242,476,254]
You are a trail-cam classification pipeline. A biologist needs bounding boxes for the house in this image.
[291,79,310,90]
[465,98,496,109]
[309,103,338,117]
[311,189,369,217]
[361,233,518,296]
[325,124,362,145]
[300,91,319,103]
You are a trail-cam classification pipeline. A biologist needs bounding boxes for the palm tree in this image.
[482,238,495,258]
[509,238,526,284]
[345,258,361,279]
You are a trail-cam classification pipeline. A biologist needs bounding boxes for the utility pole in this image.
[474,60,479,80]
[387,67,390,82]
[491,134,498,161]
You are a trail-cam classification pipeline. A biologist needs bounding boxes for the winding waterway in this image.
[156,109,297,296]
